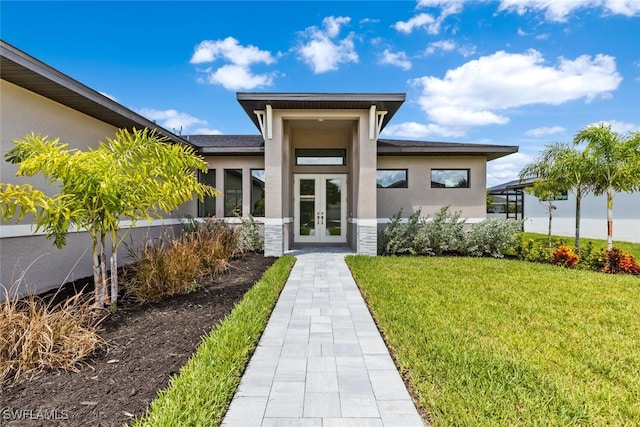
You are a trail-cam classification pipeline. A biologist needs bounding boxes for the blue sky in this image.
[2,1,639,186]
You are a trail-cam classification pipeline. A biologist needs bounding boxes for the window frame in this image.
[224,169,243,217]
[198,169,216,217]
[430,168,471,189]
[250,168,266,217]
[376,169,408,189]
[295,148,347,166]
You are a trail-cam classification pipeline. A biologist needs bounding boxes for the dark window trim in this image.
[224,168,243,217]
[295,148,347,166]
[376,169,408,189]
[198,169,216,217]
[430,168,470,189]
[250,168,266,217]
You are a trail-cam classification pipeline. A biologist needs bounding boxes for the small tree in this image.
[525,180,565,247]
[1,128,217,310]
[574,123,640,249]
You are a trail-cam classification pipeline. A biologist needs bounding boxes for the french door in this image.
[294,174,347,243]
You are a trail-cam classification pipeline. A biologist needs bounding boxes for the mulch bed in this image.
[1,252,276,427]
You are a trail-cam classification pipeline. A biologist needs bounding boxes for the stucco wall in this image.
[0,80,178,296]
[376,155,487,220]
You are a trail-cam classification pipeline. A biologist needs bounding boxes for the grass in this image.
[131,255,295,426]
[346,255,640,426]
[1,290,105,385]
[519,232,640,259]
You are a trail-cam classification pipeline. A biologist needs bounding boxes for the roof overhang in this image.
[0,40,192,146]
[237,92,406,132]
[377,139,519,161]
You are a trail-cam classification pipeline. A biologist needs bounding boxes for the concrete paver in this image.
[221,248,424,427]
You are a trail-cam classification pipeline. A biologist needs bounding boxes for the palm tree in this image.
[519,142,594,250]
[573,123,640,249]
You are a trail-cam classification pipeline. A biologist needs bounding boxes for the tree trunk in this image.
[100,233,108,307]
[547,202,553,247]
[575,188,581,254]
[91,233,103,309]
[110,237,118,312]
[607,189,613,250]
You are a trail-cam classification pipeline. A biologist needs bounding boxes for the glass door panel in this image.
[325,178,342,237]
[299,179,316,236]
[294,174,346,244]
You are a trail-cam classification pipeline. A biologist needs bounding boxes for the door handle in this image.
[317,212,324,225]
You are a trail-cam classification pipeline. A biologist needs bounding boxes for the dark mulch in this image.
[1,252,275,427]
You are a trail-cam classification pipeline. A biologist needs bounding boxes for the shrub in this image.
[552,245,579,268]
[603,248,640,275]
[195,219,239,273]
[577,242,606,271]
[514,236,553,264]
[378,208,428,256]
[125,232,202,302]
[236,215,264,252]
[466,218,523,258]
[420,206,466,256]
[1,289,104,385]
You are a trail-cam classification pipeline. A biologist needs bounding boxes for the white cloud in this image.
[487,152,533,187]
[394,0,466,34]
[190,37,274,66]
[394,13,437,34]
[425,40,456,55]
[297,16,359,73]
[425,39,476,57]
[379,49,412,70]
[206,64,274,91]
[192,127,223,135]
[138,108,221,135]
[601,119,640,134]
[412,50,622,130]
[525,126,566,137]
[498,0,640,22]
[382,121,466,138]
[190,37,276,90]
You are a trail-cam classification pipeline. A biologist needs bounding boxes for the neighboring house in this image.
[1,40,518,295]
[490,179,640,243]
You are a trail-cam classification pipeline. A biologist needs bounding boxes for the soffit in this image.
[0,40,191,146]
[237,92,405,132]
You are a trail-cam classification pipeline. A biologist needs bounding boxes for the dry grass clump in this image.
[124,221,242,302]
[1,290,104,385]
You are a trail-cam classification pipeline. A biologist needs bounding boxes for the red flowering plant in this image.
[603,248,640,275]
[552,245,579,269]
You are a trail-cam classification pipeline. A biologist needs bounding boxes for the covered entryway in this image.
[294,174,347,243]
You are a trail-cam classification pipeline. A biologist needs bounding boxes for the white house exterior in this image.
[522,190,640,243]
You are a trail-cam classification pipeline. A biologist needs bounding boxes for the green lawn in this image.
[519,232,640,259]
[346,256,640,426]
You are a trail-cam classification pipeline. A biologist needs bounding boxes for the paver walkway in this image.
[222,248,424,427]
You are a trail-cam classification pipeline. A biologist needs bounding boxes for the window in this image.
[224,169,243,216]
[198,169,216,217]
[377,169,408,188]
[295,148,346,166]
[251,169,265,217]
[431,169,470,188]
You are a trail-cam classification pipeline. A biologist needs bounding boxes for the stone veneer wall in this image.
[356,221,377,255]
[264,222,284,257]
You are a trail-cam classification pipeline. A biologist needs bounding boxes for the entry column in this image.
[356,114,378,255]
[264,111,285,257]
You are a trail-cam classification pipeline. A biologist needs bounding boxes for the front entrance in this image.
[294,174,347,243]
